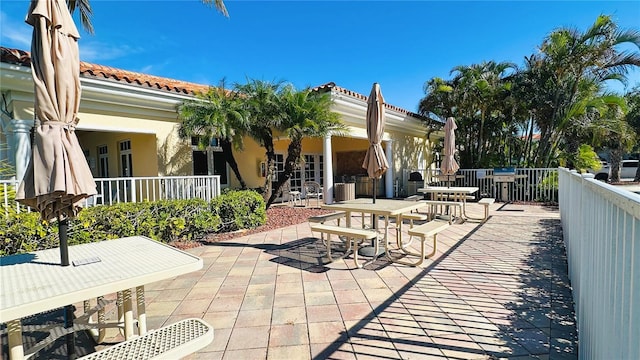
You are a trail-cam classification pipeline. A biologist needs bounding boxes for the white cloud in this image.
[0,11,31,49]
[79,41,139,63]
[138,64,155,74]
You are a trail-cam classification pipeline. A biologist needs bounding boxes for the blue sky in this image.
[1,1,639,112]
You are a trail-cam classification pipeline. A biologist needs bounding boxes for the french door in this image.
[291,154,324,194]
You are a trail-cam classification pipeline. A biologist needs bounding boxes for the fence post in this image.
[129,178,137,203]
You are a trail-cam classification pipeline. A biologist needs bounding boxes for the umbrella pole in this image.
[360,177,385,258]
[371,178,376,245]
[60,219,70,266]
[372,178,376,204]
[65,304,75,359]
[59,219,76,358]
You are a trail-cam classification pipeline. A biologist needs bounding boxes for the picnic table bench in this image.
[419,200,463,224]
[79,318,213,360]
[478,198,495,221]
[309,223,378,268]
[386,220,450,266]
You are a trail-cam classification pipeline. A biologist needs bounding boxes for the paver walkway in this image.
[105,202,578,359]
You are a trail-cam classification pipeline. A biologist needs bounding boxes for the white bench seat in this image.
[387,220,450,266]
[401,213,429,222]
[80,318,213,360]
[404,195,422,201]
[419,200,463,224]
[310,224,378,268]
[478,198,495,221]
[308,212,347,246]
[308,211,346,224]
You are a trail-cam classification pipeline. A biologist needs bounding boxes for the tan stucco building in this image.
[1,47,441,202]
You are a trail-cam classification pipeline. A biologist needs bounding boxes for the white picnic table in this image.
[321,198,427,261]
[0,236,202,360]
[418,186,479,220]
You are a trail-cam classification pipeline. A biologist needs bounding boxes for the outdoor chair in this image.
[282,181,302,207]
[304,181,323,208]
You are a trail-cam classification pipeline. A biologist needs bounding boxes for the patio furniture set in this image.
[310,186,494,268]
[1,186,495,359]
[0,236,212,360]
[282,181,323,208]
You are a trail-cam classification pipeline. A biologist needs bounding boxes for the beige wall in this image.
[157,129,192,176]
[9,99,33,121]
[231,137,266,189]
[390,132,430,181]
[78,111,194,177]
[229,135,333,189]
[9,96,434,189]
[77,131,159,177]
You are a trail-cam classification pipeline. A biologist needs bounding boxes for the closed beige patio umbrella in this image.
[16,0,96,266]
[362,82,389,203]
[360,83,388,257]
[440,117,460,186]
[17,1,96,355]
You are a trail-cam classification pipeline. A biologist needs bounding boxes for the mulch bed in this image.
[170,206,331,249]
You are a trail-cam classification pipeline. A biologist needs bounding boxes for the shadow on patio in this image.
[307,208,577,359]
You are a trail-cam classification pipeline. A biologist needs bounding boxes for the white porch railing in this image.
[89,175,222,206]
[1,178,24,215]
[2,175,221,215]
[559,168,639,359]
[404,168,558,202]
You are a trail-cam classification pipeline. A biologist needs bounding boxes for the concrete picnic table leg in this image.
[117,290,124,334]
[7,319,24,360]
[84,297,107,343]
[136,286,147,335]
[459,192,469,219]
[381,215,387,252]
[123,289,135,339]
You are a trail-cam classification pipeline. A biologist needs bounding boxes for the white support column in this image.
[385,139,393,198]
[8,120,32,182]
[323,134,333,204]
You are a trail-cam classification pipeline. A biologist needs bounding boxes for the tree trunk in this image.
[478,109,486,164]
[266,138,303,209]
[609,148,623,183]
[564,131,580,170]
[260,133,276,202]
[220,139,246,189]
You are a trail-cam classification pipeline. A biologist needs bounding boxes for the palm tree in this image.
[420,62,517,168]
[67,0,228,34]
[624,87,640,181]
[449,61,516,165]
[590,106,635,182]
[177,80,248,189]
[418,77,455,141]
[234,79,286,200]
[529,15,640,167]
[265,85,346,208]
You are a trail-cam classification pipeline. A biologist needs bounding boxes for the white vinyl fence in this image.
[90,176,221,206]
[558,168,639,360]
[404,167,558,202]
[2,175,221,216]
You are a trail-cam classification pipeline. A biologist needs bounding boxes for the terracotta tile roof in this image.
[1,46,209,95]
[312,82,426,120]
[2,47,423,117]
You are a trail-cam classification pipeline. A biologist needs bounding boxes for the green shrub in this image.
[0,212,56,256]
[210,189,266,232]
[575,144,601,173]
[71,199,217,243]
[1,189,266,256]
[537,171,559,202]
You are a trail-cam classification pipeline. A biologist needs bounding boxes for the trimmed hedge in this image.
[1,189,266,256]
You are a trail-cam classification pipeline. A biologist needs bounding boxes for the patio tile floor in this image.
[94,201,576,359]
[182,204,577,359]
